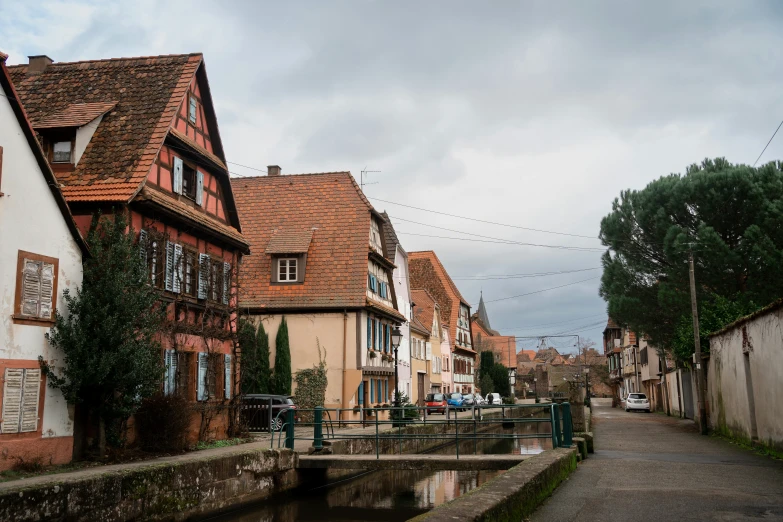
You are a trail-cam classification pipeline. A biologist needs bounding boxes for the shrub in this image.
[135,395,191,452]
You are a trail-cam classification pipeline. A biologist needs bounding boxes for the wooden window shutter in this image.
[176,351,190,398]
[197,254,210,300]
[38,262,55,320]
[196,170,204,206]
[172,244,183,294]
[367,317,372,349]
[224,354,231,399]
[19,369,41,433]
[21,259,42,317]
[139,229,148,263]
[164,350,177,396]
[385,325,391,352]
[222,262,231,305]
[165,242,175,292]
[1,368,23,433]
[358,382,364,404]
[173,157,183,195]
[197,352,207,400]
[370,378,374,403]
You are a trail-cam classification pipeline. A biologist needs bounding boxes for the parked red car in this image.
[425,393,447,414]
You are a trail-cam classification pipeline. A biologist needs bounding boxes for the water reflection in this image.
[206,423,551,522]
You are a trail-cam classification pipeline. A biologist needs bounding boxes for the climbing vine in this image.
[292,339,327,423]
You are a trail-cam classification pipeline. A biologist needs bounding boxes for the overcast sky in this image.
[4,1,782,354]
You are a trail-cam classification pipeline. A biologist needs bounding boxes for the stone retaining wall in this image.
[0,448,297,522]
[408,447,578,522]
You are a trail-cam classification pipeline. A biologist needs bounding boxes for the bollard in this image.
[313,406,324,450]
[285,409,295,450]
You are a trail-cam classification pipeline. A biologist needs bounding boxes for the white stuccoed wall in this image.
[0,90,83,438]
[392,245,412,400]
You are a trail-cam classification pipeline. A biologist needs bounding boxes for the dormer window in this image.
[53,141,72,163]
[182,164,197,200]
[278,258,298,282]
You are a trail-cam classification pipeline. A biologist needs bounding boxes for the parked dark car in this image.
[425,393,447,414]
[242,394,297,432]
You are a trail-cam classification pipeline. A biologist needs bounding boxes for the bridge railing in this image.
[268,402,574,459]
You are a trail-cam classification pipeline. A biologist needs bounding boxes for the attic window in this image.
[189,97,197,124]
[279,258,298,282]
[182,164,197,200]
[52,141,72,163]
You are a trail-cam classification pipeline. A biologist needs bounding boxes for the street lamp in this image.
[391,326,403,408]
[533,377,538,403]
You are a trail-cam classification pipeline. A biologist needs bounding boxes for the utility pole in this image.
[688,250,709,435]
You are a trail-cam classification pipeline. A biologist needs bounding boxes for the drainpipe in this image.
[342,309,348,421]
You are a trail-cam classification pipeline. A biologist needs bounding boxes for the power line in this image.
[397,231,605,252]
[496,313,607,332]
[478,276,601,305]
[753,119,783,167]
[369,195,597,239]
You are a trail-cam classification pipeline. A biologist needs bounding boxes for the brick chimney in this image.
[28,55,53,74]
[267,165,281,176]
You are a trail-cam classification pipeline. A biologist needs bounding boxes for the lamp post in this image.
[533,377,538,403]
[392,326,403,408]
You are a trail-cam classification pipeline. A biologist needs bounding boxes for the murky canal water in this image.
[205,422,551,522]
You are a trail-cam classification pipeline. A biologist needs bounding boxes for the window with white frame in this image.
[1,368,41,434]
[278,258,298,282]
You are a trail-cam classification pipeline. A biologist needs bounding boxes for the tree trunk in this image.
[98,417,107,457]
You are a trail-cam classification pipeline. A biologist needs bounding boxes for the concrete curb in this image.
[407,447,578,522]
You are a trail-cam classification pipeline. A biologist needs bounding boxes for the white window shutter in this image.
[19,369,41,433]
[163,350,170,396]
[1,368,23,434]
[197,353,207,400]
[139,229,148,263]
[425,342,432,361]
[164,350,177,396]
[172,244,183,294]
[173,157,183,194]
[21,259,41,317]
[165,241,175,292]
[222,262,231,305]
[224,354,231,399]
[38,263,55,320]
[197,254,210,300]
[196,170,204,206]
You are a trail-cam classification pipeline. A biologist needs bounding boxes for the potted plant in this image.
[352,405,361,413]
[369,350,377,360]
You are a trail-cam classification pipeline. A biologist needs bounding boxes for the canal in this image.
[204,421,552,522]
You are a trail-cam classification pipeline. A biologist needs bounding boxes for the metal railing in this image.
[266,402,574,459]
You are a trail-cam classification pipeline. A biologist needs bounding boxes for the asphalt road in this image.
[530,403,783,521]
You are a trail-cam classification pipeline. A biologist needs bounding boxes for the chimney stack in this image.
[267,165,281,176]
[28,55,53,74]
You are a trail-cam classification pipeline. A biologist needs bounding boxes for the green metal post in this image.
[554,403,563,447]
[375,410,379,459]
[561,402,573,447]
[285,409,295,450]
[313,406,324,450]
[398,406,402,455]
[455,410,460,459]
[473,418,477,455]
[549,404,559,448]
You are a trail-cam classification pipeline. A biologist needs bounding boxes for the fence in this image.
[265,402,574,459]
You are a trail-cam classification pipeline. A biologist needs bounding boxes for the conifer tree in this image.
[272,317,292,395]
[238,319,258,394]
[257,321,271,394]
[41,212,165,453]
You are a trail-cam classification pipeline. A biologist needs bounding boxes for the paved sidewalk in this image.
[530,404,783,521]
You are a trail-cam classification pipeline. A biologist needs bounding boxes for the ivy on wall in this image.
[293,339,327,423]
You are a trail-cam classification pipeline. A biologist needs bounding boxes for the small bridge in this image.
[298,454,531,471]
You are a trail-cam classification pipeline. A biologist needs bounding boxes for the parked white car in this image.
[473,394,487,405]
[625,393,651,413]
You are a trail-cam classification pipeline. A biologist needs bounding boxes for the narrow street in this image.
[531,403,783,521]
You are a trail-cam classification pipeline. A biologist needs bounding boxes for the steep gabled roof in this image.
[233,171,395,312]
[0,53,88,255]
[380,212,403,261]
[411,289,440,337]
[8,54,205,202]
[409,250,471,351]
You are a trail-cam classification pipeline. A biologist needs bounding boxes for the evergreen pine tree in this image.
[238,319,258,394]
[257,321,271,394]
[41,212,165,453]
[272,317,292,395]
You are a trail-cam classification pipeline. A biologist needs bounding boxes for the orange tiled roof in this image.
[411,289,440,336]
[232,172,380,310]
[8,54,203,202]
[133,186,249,250]
[266,230,314,254]
[409,250,469,349]
[31,101,117,129]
